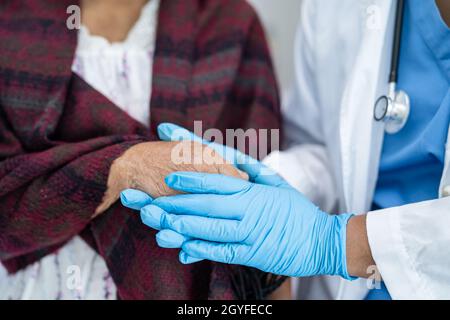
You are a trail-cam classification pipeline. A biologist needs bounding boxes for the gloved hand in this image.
[123,159,355,280]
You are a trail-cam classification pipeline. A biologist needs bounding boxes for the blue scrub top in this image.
[369,0,450,300]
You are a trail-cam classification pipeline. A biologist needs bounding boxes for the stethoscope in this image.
[373,0,410,134]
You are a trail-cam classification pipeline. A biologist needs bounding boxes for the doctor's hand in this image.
[123,161,355,280]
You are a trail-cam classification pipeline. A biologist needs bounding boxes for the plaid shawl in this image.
[0,0,281,299]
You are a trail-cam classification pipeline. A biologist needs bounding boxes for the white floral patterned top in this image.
[0,0,159,300]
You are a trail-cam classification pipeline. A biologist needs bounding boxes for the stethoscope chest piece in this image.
[374,89,410,134]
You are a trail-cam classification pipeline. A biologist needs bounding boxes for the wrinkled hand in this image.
[95,140,248,216]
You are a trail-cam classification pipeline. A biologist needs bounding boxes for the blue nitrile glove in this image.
[138,161,355,280]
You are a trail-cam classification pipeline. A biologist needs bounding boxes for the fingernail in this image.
[179,251,189,264]
[158,126,169,137]
[120,190,134,204]
[179,251,203,264]
[121,190,153,211]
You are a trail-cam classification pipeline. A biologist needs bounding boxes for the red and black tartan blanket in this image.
[0,0,281,299]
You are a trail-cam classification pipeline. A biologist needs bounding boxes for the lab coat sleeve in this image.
[263,0,337,212]
[367,197,450,299]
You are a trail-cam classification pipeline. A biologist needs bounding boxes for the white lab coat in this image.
[263,0,450,300]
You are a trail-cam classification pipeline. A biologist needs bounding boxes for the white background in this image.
[248,0,302,98]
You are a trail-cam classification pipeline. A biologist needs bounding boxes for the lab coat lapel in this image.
[337,0,397,301]
[339,0,395,214]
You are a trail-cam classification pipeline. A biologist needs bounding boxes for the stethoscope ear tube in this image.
[388,0,405,84]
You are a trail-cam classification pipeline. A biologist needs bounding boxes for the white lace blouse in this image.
[0,0,159,300]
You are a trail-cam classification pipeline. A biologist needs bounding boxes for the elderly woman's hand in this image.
[94,141,248,216]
